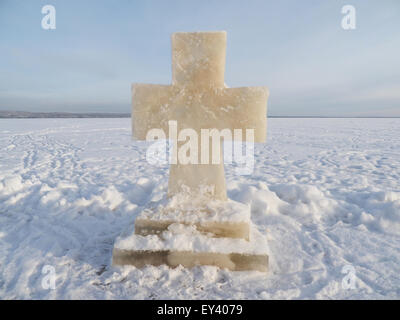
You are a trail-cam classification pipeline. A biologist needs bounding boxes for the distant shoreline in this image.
[0,111,130,119]
[0,111,399,119]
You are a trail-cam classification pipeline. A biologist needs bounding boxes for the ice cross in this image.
[132,31,268,200]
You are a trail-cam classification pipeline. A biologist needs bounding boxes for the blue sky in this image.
[0,0,399,116]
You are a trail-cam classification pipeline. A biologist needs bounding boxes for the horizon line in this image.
[0,110,400,119]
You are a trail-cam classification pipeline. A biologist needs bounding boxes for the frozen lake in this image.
[0,118,399,299]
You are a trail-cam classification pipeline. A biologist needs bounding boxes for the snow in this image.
[138,195,251,223]
[0,118,399,299]
[114,222,268,255]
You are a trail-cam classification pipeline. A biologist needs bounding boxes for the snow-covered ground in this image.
[0,118,399,299]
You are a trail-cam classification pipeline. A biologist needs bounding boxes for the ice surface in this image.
[134,194,251,239]
[112,222,269,272]
[115,222,266,254]
[0,118,399,299]
[137,195,251,223]
[132,31,268,200]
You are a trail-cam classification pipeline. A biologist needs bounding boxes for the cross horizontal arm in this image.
[131,83,174,140]
[213,86,269,143]
[132,84,268,143]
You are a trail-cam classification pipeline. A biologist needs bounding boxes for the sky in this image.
[0,0,399,116]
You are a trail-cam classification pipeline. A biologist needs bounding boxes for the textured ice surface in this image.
[0,118,399,299]
[112,222,268,272]
[114,222,267,255]
[138,194,251,223]
[132,32,268,200]
[134,194,251,239]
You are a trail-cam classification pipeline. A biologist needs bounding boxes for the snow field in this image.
[0,118,399,299]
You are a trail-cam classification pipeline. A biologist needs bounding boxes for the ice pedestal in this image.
[112,225,269,272]
[112,196,269,272]
[134,198,251,240]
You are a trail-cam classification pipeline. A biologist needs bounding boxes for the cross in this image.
[132,31,268,200]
